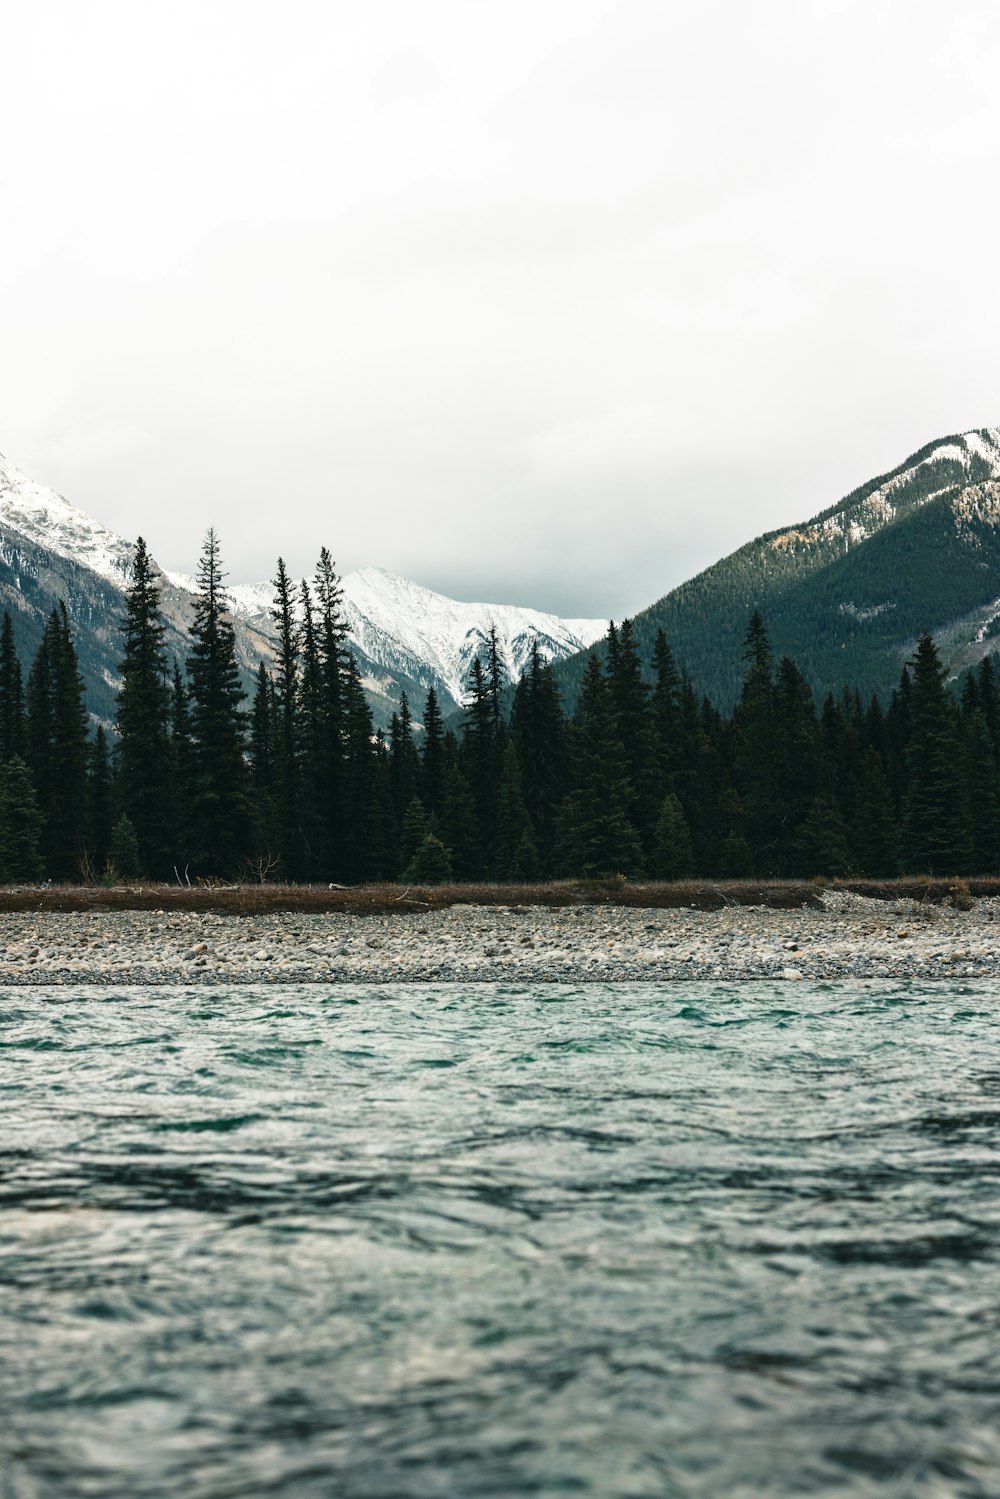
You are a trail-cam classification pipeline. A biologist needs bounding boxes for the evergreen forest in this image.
[0,532,994,886]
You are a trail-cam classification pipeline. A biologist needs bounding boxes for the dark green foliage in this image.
[116,538,173,875]
[403,832,454,885]
[556,655,643,877]
[25,606,90,880]
[0,756,44,881]
[494,744,534,879]
[107,813,141,881]
[0,612,25,762]
[400,797,429,867]
[901,634,972,873]
[792,797,851,876]
[269,557,302,878]
[86,726,115,876]
[186,531,251,875]
[654,793,694,879]
[439,765,481,880]
[550,429,1000,716]
[420,687,446,816]
[6,550,997,887]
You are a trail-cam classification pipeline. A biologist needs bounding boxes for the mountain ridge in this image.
[551,425,1000,712]
[0,450,603,726]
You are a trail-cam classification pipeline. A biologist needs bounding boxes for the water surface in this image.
[2,981,999,1496]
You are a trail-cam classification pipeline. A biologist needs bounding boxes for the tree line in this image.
[0,531,992,884]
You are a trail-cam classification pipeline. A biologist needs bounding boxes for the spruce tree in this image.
[400,796,429,867]
[0,612,25,762]
[25,606,89,880]
[607,617,658,857]
[186,530,250,874]
[107,813,142,881]
[509,643,567,874]
[556,654,642,877]
[314,548,348,878]
[731,612,777,872]
[0,756,44,882]
[404,832,454,885]
[439,765,481,880]
[85,726,115,876]
[494,743,534,879]
[420,686,446,817]
[653,792,694,879]
[269,557,302,878]
[651,628,682,797]
[116,537,173,875]
[169,661,197,871]
[901,633,971,873]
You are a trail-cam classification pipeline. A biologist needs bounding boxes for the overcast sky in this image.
[2,0,999,619]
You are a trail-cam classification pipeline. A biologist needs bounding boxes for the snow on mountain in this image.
[0,448,605,721]
[227,565,607,710]
[0,451,134,587]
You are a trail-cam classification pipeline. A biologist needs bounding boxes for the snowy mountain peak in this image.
[0,451,134,587]
[227,562,606,709]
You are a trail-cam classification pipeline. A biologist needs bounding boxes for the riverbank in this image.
[1,888,998,983]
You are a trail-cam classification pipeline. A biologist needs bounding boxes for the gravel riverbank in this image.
[1,890,998,984]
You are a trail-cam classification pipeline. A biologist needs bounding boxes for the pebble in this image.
[0,890,995,985]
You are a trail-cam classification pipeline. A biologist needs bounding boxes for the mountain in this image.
[554,427,1000,712]
[220,566,605,723]
[0,450,603,726]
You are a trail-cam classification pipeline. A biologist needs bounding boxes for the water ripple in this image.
[1,980,1000,1496]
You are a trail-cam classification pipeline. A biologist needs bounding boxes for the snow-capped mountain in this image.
[225,566,605,719]
[0,449,605,727]
[551,424,1000,714]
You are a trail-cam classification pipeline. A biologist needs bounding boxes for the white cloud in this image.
[1,0,1000,619]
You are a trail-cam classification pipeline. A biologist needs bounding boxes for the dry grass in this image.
[0,875,993,915]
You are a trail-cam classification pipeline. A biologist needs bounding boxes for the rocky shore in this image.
[1,889,998,984]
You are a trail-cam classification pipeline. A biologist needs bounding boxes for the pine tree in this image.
[404,832,454,885]
[731,611,777,872]
[510,643,567,873]
[901,633,971,873]
[963,709,1000,874]
[651,628,682,797]
[770,656,820,873]
[25,606,89,880]
[400,796,429,867]
[792,797,851,876]
[0,756,44,881]
[314,548,349,879]
[852,748,899,876]
[107,813,141,881]
[420,686,446,817]
[116,537,173,875]
[169,661,197,872]
[85,726,115,876]
[186,530,250,874]
[461,657,497,874]
[439,765,481,880]
[249,663,280,867]
[606,617,658,857]
[494,744,533,879]
[557,654,642,877]
[0,612,25,762]
[653,792,694,879]
[269,557,302,878]
[390,694,419,833]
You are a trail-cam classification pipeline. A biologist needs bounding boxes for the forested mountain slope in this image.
[555,428,1000,710]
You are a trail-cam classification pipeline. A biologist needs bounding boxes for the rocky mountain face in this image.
[0,451,604,727]
[554,427,1000,711]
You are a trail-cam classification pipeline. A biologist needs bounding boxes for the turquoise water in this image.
[2,982,1000,1497]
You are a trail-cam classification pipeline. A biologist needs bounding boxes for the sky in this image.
[2,0,1000,620]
